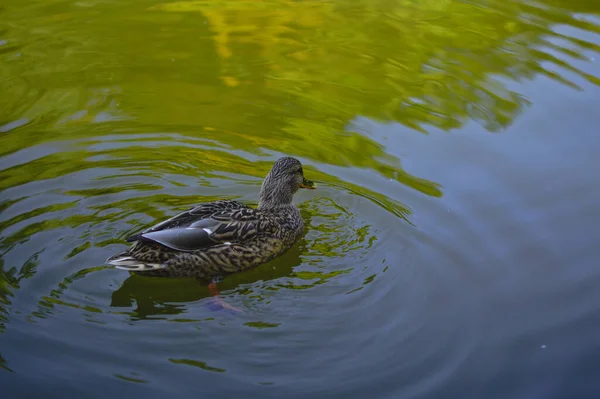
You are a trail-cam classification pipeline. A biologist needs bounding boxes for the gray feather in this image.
[140,227,215,252]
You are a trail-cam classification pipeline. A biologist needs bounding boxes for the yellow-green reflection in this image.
[2,0,598,202]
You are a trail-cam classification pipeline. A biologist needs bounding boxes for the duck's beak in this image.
[300,178,317,189]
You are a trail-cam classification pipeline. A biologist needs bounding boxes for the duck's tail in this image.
[106,252,165,272]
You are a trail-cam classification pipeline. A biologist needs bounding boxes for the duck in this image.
[106,157,316,280]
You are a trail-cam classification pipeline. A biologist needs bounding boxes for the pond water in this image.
[1,0,600,398]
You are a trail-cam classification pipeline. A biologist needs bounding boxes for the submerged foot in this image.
[205,281,242,314]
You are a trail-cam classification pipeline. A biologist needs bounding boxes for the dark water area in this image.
[1,0,600,398]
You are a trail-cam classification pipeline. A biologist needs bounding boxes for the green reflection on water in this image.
[244,321,280,329]
[2,0,597,200]
[168,358,226,373]
[113,372,149,384]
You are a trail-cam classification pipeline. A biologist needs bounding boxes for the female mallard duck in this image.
[106,157,316,279]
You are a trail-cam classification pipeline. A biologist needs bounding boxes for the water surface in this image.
[1,0,600,398]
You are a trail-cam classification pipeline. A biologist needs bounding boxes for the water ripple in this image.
[1,0,600,397]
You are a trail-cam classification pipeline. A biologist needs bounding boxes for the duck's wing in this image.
[125,200,249,243]
[128,204,274,252]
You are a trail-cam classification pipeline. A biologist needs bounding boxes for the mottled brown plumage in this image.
[106,157,316,279]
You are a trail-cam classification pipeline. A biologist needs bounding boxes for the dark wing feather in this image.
[125,200,249,243]
[126,200,279,252]
[138,228,214,252]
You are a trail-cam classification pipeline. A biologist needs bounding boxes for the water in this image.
[1,0,600,397]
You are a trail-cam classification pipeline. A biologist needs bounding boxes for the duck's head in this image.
[258,157,316,209]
